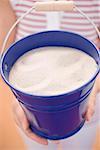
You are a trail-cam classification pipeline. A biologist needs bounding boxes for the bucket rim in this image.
[19,88,91,112]
[1,30,100,98]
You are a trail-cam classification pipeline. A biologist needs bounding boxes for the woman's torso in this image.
[10,0,100,46]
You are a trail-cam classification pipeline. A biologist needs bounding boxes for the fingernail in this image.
[42,141,48,145]
[40,139,48,145]
[51,140,60,144]
[22,123,27,131]
[87,116,91,122]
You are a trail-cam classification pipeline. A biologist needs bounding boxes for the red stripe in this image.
[16,29,38,39]
[64,10,99,14]
[16,3,33,8]
[61,19,100,26]
[16,9,45,17]
[64,10,99,15]
[61,21,91,26]
[80,10,99,14]
[62,16,98,20]
[23,17,46,23]
[18,26,45,34]
[16,31,30,38]
[77,4,100,8]
[17,32,26,38]
[60,26,96,32]
[95,21,100,25]
[21,22,46,28]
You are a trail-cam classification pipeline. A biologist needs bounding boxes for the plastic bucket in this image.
[1,31,100,140]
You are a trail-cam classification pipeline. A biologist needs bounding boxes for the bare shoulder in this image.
[0,0,12,10]
[0,0,10,4]
[0,0,16,19]
[0,0,16,51]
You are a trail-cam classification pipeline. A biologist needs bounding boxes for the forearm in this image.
[88,75,100,105]
[0,0,16,52]
[96,75,100,92]
[97,26,100,49]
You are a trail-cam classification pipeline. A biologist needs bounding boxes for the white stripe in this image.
[21,19,46,26]
[62,12,99,18]
[20,20,46,28]
[61,17,100,25]
[15,5,33,11]
[16,12,45,20]
[16,30,31,38]
[19,23,45,31]
[78,33,97,39]
[60,27,97,36]
[61,20,100,27]
[15,35,22,41]
[60,23,95,30]
[15,5,45,15]
[75,1,100,5]
[85,34,98,40]
[17,27,44,35]
[17,0,34,7]
[62,28,96,36]
[75,7,100,12]
[94,18,100,23]
[61,19,92,25]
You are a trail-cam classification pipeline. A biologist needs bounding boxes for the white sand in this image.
[9,47,97,96]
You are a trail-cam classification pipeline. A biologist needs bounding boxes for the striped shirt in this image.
[10,0,100,46]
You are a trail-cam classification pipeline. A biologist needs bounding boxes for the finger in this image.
[57,142,63,150]
[88,83,97,105]
[12,104,24,128]
[24,127,48,145]
[12,102,28,129]
[12,101,48,145]
[13,112,21,128]
[51,140,60,144]
[13,110,48,145]
[85,106,95,121]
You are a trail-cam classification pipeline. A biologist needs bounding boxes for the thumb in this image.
[84,104,95,121]
[12,100,48,145]
[12,100,29,130]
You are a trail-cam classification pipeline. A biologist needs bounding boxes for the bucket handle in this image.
[0,1,100,57]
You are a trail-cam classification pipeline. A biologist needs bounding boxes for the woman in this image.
[0,0,100,149]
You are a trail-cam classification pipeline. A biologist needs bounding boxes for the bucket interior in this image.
[1,31,100,86]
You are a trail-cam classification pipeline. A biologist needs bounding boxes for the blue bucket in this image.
[1,31,100,140]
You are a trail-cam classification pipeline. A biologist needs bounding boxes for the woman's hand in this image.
[83,97,95,122]
[83,76,100,121]
[12,99,48,145]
